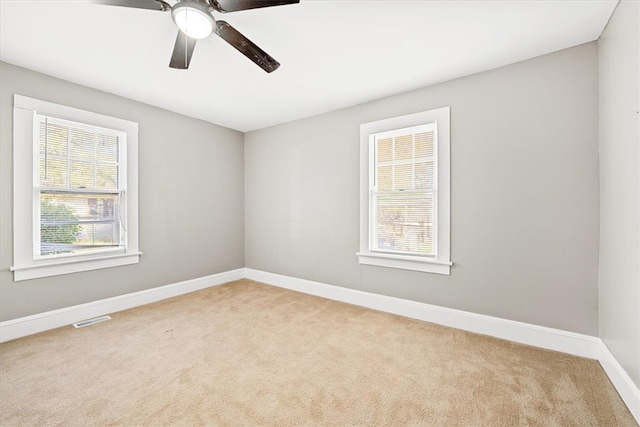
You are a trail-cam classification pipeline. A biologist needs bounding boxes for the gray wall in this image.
[0,62,245,321]
[598,0,640,388]
[245,42,600,336]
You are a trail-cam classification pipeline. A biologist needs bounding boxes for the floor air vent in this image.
[73,315,111,328]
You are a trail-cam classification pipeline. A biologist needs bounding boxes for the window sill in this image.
[357,251,452,275]
[11,251,142,281]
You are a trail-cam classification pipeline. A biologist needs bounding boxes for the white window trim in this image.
[357,107,452,275]
[11,94,141,281]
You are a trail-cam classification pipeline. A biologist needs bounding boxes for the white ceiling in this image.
[0,0,617,132]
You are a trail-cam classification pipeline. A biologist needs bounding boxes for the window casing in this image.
[358,107,451,275]
[12,95,140,281]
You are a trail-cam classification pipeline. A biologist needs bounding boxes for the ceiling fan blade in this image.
[92,0,170,11]
[208,0,299,13]
[169,31,197,69]
[215,21,280,73]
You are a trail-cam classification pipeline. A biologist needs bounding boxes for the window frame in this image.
[357,107,452,275]
[11,94,141,281]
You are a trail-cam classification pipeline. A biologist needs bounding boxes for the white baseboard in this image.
[0,268,245,343]
[244,269,600,359]
[1,267,600,357]
[598,340,640,423]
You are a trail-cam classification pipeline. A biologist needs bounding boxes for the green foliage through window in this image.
[40,199,82,254]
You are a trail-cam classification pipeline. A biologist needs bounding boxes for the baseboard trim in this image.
[244,269,600,359]
[0,268,245,343]
[1,267,600,357]
[598,340,640,423]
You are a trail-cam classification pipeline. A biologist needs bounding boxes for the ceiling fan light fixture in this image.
[171,1,214,40]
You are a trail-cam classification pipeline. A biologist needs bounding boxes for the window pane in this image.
[415,131,434,158]
[69,128,95,160]
[97,164,118,189]
[97,134,118,162]
[377,165,392,191]
[40,157,68,188]
[70,161,94,188]
[415,161,435,190]
[39,192,121,257]
[40,122,67,156]
[375,193,434,256]
[40,121,120,192]
[39,122,69,188]
[377,137,393,163]
[394,163,413,191]
[77,222,121,249]
[394,134,413,160]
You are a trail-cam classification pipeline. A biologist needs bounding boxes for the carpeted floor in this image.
[0,279,636,426]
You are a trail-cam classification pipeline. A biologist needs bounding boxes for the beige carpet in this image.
[0,279,636,426]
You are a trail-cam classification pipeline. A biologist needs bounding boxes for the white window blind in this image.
[35,114,126,258]
[371,123,438,257]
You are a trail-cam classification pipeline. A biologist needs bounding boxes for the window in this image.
[11,95,140,281]
[358,107,451,275]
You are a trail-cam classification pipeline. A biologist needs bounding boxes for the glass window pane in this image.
[39,193,121,257]
[40,157,68,188]
[394,134,413,160]
[415,131,434,158]
[97,164,118,189]
[414,161,435,189]
[376,137,393,163]
[70,161,94,188]
[377,165,392,190]
[394,163,413,191]
[69,128,95,160]
[375,193,434,256]
[77,222,121,249]
[40,122,68,157]
[97,134,118,162]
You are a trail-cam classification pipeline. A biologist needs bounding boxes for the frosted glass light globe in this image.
[172,2,214,40]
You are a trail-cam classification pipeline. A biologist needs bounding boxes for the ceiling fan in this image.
[96,0,299,72]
